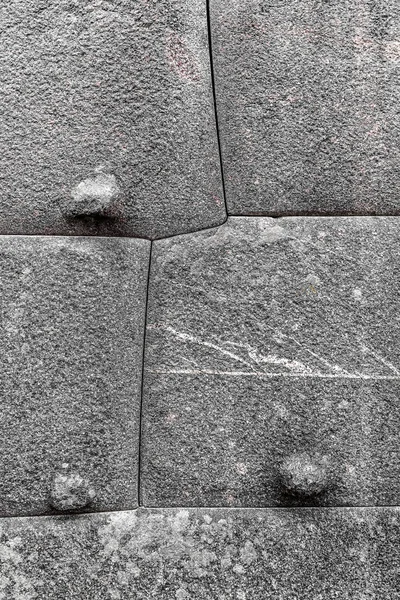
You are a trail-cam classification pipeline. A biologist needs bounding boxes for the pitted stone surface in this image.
[0,236,150,516]
[0,1,225,238]
[0,507,398,598]
[67,172,122,219]
[49,469,96,512]
[211,0,400,215]
[143,217,400,506]
[279,452,333,498]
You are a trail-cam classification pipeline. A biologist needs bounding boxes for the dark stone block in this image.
[0,1,225,238]
[0,507,398,598]
[0,236,150,516]
[142,217,400,506]
[211,0,400,215]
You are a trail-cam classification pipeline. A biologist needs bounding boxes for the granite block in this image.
[0,235,150,516]
[211,0,400,215]
[0,507,398,598]
[0,1,225,238]
[142,217,400,506]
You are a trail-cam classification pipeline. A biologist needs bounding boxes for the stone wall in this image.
[0,1,399,598]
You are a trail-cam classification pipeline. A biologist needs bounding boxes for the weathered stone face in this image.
[49,469,96,512]
[0,507,397,598]
[142,217,400,506]
[0,236,150,516]
[0,0,225,238]
[279,451,333,497]
[210,0,400,215]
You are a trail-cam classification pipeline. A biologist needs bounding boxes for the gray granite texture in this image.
[0,1,225,239]
[142,217,400,506]
[210,0,400,215]
[0,507,398,598]
[0,235,150,516]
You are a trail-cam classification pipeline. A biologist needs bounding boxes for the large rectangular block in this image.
[211,0,400,215]
[0,1,225,239]
[0,507,398,598]
[0,236,150,516]
[142,217,400,506]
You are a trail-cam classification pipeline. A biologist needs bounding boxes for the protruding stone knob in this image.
[279,452,331,497]
[50,469,96,512]
[67,172,121,219]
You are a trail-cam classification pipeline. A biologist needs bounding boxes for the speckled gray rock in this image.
[279,452,333,497]
[0,507,398,598]
[211,0,400,215]
[142,217,400,506]
[0,1,225,238]
[49,468,96,511]
[0,235,150,516]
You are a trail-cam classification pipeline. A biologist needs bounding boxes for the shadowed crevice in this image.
[206,0,229,218]
[137,241,153,507]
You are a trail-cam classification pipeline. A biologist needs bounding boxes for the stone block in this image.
[0,235,150,516]
[0,1,225,238]
[142,217,400,506]
[0,507,398,598]
[211,0,400,215]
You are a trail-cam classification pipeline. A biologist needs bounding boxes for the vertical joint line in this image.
[206,0,229,216]
[137,240,153,507]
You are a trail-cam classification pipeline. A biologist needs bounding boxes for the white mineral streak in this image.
[147,325,400,380]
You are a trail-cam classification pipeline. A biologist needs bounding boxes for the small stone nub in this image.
[67,172,121,218]
[50,471,96,512]
[279,452,331,497]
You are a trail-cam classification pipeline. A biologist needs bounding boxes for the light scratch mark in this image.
[361,344,400,376]
[222,339,313,375]
[147,368,400,381]
[148,324,400,381]
[179,355,199,368]
[160,326,256,370]
[278,331,354,377]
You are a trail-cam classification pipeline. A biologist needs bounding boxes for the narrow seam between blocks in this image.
[137,241,153,506]
[1,505,400,522]
[206,0,229,218]
[1,213,400,244]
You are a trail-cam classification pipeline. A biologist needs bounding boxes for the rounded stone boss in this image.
[279,452,333,498]
[49,466,96,512]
